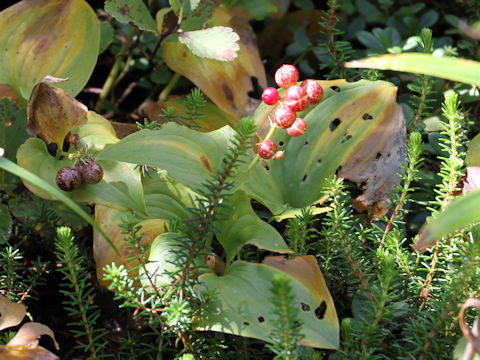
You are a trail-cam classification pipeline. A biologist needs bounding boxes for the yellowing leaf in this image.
[0,0,100,103]
[162,7,267,119]
[244,79,406,217]
[194,257,339,349]
[93,204,165,286]
[27,82,88,151]
[178,26,240,61]
[0,294,26,330]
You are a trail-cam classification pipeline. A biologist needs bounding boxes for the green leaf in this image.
[230,0,278,20]
[104,0,158,34]
[0,0,100,103]
[345,53,480,87]
[0,156,117,256]
[416,190,480,250]
[215,191,292,264]
[178,26,240,61]
[180,0,215,31]
[96,123,236,193]
[16,138,147,216]
[0,98,28,185]
[143,170,198,220]
[99,21,114,53]
[194,257,339,349]
[0,204,12,244]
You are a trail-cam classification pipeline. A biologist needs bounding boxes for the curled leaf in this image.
[0,294,26,330]
[27,82,88,152]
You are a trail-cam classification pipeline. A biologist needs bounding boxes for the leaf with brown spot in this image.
[244,79,406,218]
[27,82,88,152]
[162,7,266,119]
[194,256,339,349]
[0,0,99,103]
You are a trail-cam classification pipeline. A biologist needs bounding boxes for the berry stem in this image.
[246,119,278,172]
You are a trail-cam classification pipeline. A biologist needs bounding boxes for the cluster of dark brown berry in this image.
[55,134,104,191]
[257,64,323,160]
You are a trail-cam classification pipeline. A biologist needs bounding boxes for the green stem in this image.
[246,121,278,172]
[95,27,137,112]
[158,72,181,102]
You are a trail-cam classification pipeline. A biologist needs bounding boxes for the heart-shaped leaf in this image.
[243,79,406,217]
[215,190,291,264]
[194,256,339,349]
[96,123,236,193]
[0,0,100,103]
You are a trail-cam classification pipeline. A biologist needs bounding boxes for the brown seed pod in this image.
[56,167,83,191]
[81,160,104,184]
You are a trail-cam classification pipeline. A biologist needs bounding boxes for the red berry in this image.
[261,87,280,105]
[258,140,277,159]
[56,167,83,191]
[284,85,309,112]
[287,118,307,137]
[81,160,104,184]
[274,106,296,129]
[301,79,323,105]
[274,64,299,88]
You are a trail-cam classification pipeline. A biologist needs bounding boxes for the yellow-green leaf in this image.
[162,7,266,119]
[0,0,100,103]
[345,53,480,87]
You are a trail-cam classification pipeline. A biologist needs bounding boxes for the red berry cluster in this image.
[258,64,323,159]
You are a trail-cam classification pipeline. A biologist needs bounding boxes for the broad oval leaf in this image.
[345,53,480,87]
[96,123,236,192]
[194,256,339,349]
[163,7,267,119]
[0,0,100,102]
[215,190,292,264]
[416,190,480,250]
[244,79,406,217]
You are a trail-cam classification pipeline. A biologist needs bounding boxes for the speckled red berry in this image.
[81,160,104,184]
[261,87,280,105]
[56,167,83,191]
[258,140,277,159]
[274,106,296,129]
[274,64,299,88]
[287,118,307,137]
[284,85,309,112]
[301,79,323,105]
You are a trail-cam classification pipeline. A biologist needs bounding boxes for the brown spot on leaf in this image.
[222,84,234,102]
[200,156,213,172]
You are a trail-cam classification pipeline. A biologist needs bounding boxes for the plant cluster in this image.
[0,0,480,359]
